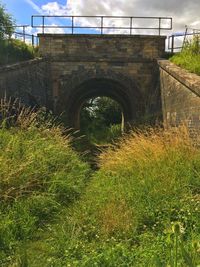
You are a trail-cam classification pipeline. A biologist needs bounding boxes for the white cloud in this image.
[41,24,65,34]
[41,2,68,15]
[66,0,200,33]
[23,0,200,35]
[190,20,200,27]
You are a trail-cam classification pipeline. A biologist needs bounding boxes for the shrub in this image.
[0,39,37,65]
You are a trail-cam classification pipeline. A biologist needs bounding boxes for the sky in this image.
[1,0,200,36]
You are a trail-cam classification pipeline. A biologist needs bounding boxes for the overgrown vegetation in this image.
[0,99,200,266]
[26,127,199,267]
[0,39,36,65]
[80,97,123,144]
[0,100,90,266]
[170,35,200,75]
[0,2,37,65]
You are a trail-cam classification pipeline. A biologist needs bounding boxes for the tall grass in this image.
[0,39,37,66]
[0,99,90,265]
[1,99,199,266]
[39,127,200,266]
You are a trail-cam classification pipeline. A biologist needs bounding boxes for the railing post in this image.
[72,16,74,34]
[23,26,25,42]
[101,16,103,35]
[158,17,161,35]
[42,16,45,34]
[171,34,174,54]
[32,35,34,46]
[130,17,133,35]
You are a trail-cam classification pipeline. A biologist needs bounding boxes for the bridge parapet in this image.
[38,34,166,60]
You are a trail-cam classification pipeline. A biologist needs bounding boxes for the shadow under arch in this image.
[57,70,144,129]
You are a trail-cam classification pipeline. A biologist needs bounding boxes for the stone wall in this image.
[38,34,166,60]
[0,58,51,108]
[37,34,165,127]
[158,59,200,140]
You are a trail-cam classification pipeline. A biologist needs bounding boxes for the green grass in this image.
[170,35,200,75]
[18,127,200,266]
[0,38,37,66]
[82,123,122,145]
[0,101,200,266]
[0,103,90,266]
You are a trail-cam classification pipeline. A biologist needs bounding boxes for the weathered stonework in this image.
[0,58,51,108]
[158,59,200,140]
[38,34,165,127]
[39,34,166,60]
[1,35,199,136]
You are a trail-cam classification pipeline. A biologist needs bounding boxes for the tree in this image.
[0,2,14,40]
[94,97,122,126]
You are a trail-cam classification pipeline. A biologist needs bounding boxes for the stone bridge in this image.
[39,34,165,127]
[0,34,200,134]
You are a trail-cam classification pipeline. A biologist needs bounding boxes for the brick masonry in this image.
[158,59,200,141]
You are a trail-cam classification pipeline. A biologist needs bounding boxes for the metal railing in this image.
[31,15,172,35]
[2,25,39,46]
[13,25,39,46]
[168,28,200,53]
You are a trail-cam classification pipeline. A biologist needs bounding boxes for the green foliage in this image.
[18,127,200,266]
[0,100,199,265]
[0,39,36,65]
[84,123,122,145]
[0,2,37,65]
[80,97,123,144]
[170,35,200,75]
[0,2,14,39]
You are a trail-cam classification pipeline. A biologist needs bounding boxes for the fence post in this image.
[101,16,103,35]
[32,35,34,46]
[42,16,45,34]
[23,26,26,42]
[130,17,133,35]
[72,16,74,34]
[158,17,161,35]
[171,34,174,53]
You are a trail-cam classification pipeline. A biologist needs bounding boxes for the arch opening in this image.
[59,77,142,128]
[57,75,145,144]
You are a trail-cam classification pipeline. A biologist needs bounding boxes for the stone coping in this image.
[158,59,200,97]
[38,33,166,40]
[0,58,45,73]
[47,56,155,63]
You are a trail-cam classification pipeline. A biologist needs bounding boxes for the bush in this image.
[0,39,37,65]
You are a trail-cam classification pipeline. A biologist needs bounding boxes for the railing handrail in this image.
[3,25,39,46]
[168,29,200,53]
[31,15,173,36]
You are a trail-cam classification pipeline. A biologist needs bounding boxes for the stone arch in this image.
[57,68,144,128]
